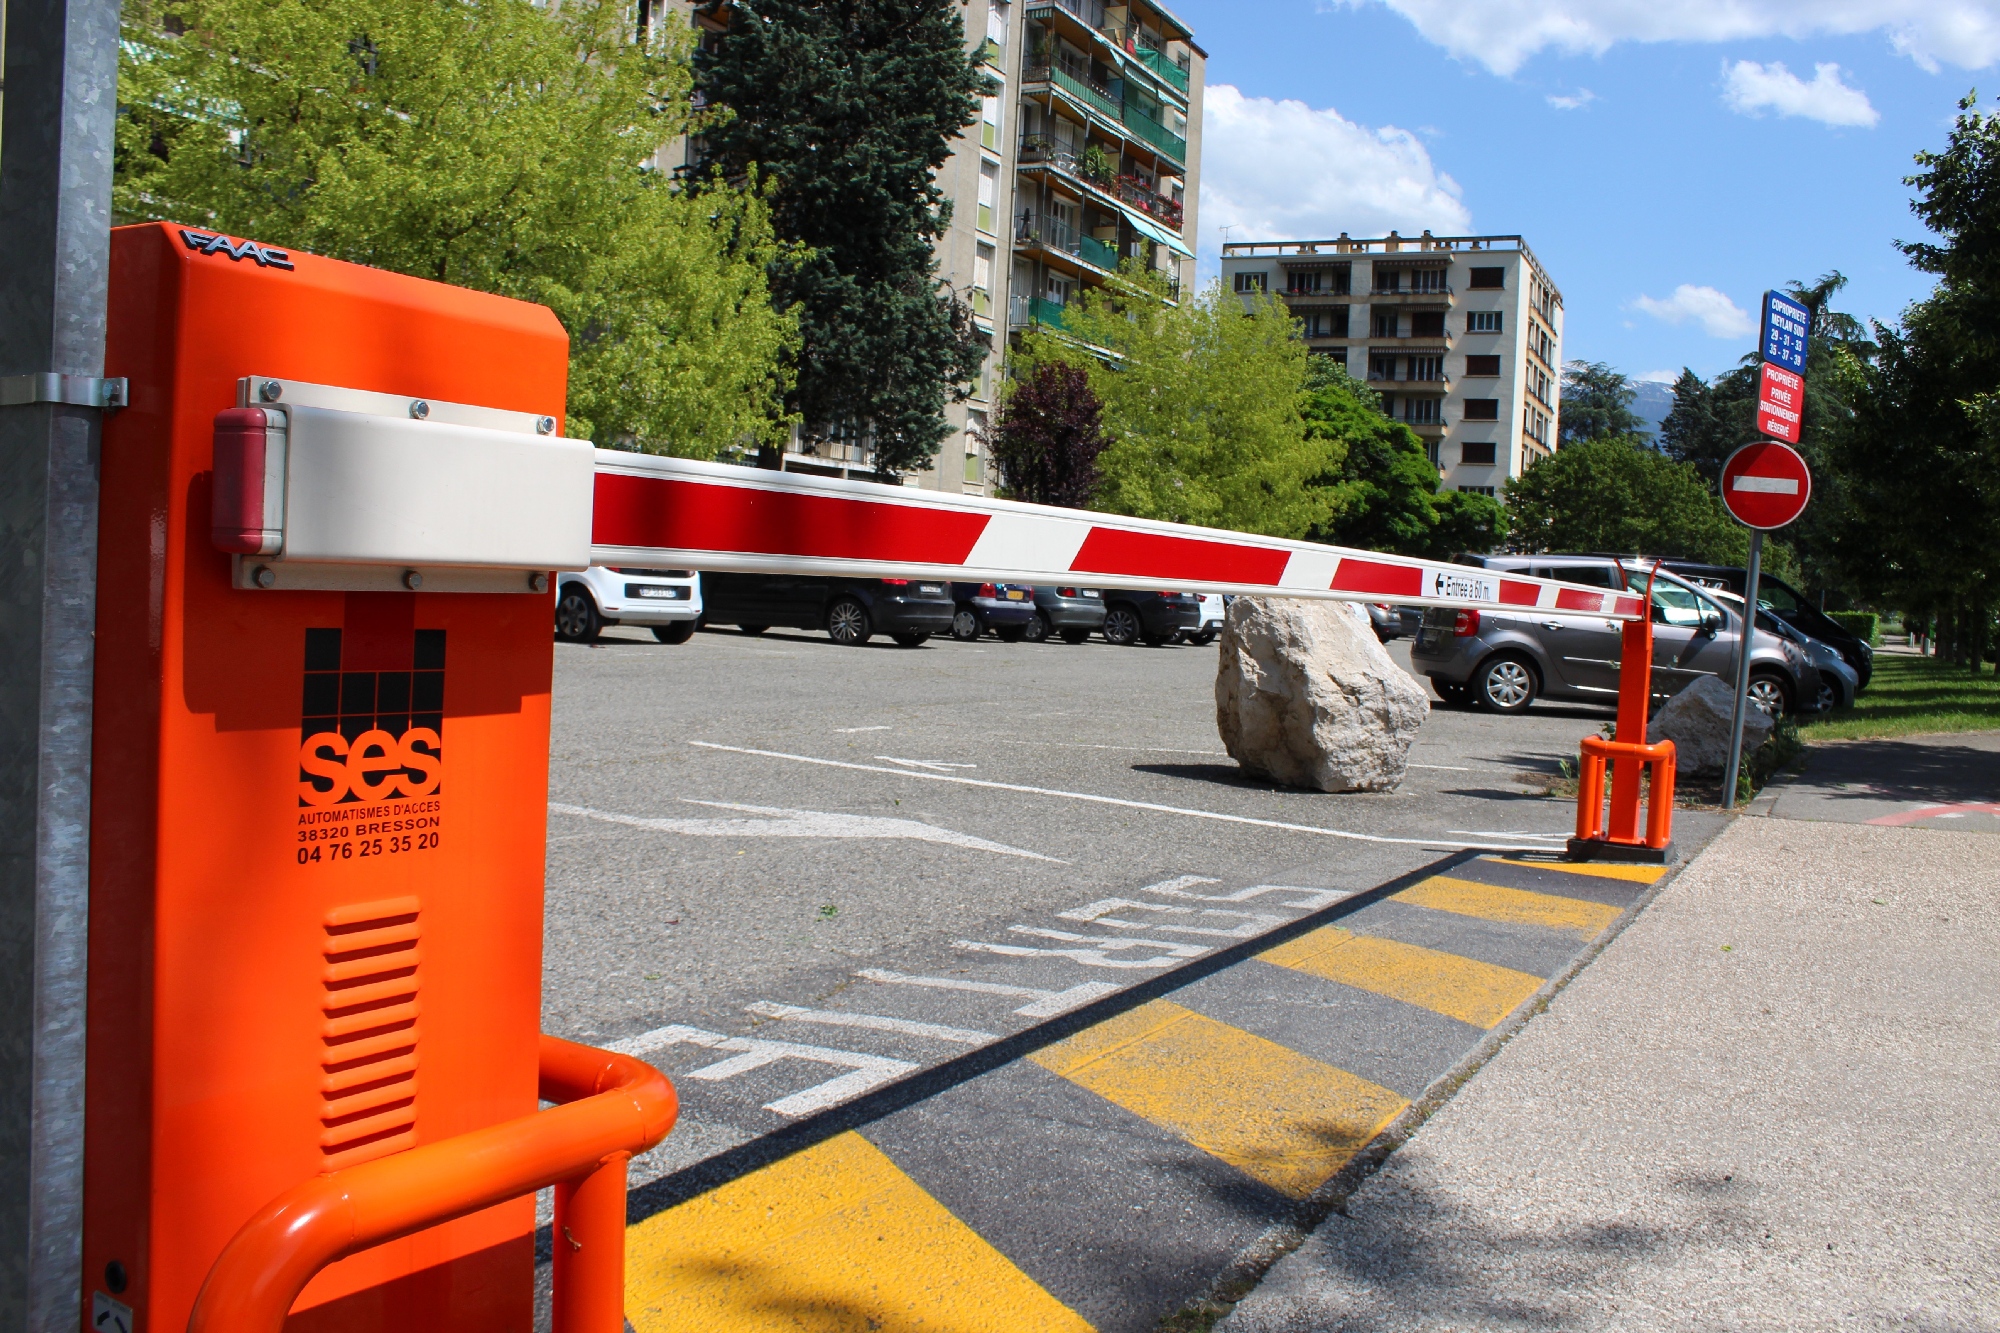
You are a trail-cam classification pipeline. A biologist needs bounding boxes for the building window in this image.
[1410,311,1446,338]
[1424,439,1441,466]
[965,410,988,485]
[1406,397,1441,425]
[976,160,998,234]
[1410,268,1447,293]
[1371,308,1398,338]
[1467,310,1502,333]
[1461,440,1497,466]
[1233,271,1268,293]
[1457,485,1497,496]
[1286,269,1323,294]
[981,94,1001,149]
[1369,354,1396,382]
[1468,267,1504,289]
[1465,354,1501,376]
[1413,355,1444,381]
[1313,349,1349,370]
[1463,398,1500,421]
[1372,267,1401,294]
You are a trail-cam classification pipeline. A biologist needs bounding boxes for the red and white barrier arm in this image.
[590,453,1647,621]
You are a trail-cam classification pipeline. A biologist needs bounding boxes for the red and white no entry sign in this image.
[1721,440,1811,529]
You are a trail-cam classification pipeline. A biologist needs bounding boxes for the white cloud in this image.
[1547,89,1598,110]
[1631,285,1757,338]
[1723,60,1879,126]
[1336,0,2000,76]
[1198,85,1472,264]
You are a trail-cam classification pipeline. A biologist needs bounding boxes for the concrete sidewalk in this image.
[1219,815,2000,1331]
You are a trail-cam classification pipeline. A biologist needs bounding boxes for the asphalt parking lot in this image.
[542,624,1722,1177]
[537,620,1735,1328]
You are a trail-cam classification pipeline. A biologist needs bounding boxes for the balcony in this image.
[1135,46,1190,92]
[1014,211,1116,273]
[1120,104,1186,164]
[1009,294,1070,329]
[1015,139,1186,232]
[1028,0,1191,105]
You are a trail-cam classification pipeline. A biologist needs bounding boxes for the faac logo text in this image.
[179,227,295,270]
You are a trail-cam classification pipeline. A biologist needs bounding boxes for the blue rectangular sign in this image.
[1761,289,1810,375]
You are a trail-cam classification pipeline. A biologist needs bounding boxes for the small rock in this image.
[1646,674,1772,777]
[1214,598,1430,792]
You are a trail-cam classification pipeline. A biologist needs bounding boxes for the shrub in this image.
[1827,611,1880,646]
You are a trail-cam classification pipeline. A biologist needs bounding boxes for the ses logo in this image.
[296,628,445,808]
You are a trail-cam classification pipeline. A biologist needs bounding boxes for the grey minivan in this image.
[1411,556,1819,715]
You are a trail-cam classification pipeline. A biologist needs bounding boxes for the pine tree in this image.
[1557,361,1643,445]
[697,0,992,474]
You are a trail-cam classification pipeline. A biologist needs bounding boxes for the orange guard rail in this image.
[188,1036,676,1333]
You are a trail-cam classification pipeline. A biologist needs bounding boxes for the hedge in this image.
[1828,611,1880,646]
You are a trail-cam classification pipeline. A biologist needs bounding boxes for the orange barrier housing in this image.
[85,223,628,1330]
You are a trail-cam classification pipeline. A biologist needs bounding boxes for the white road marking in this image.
[854,968,1119,1018]
[744,1001,994,1045]
[1057,898,1289,939]
[836,726,893,732]
[876,756,978,772]
[1408,763,1474,771]
[951,940,1188,970]
[1142,879,1355,911]
[979,739,1229,757]
[688,742,1567,852]
[1445,829,1566,840]
[549,799,1063,862]
[608,1023,917,1117]
[1008,925,1210,957]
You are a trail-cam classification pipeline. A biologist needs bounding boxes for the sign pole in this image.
[1721,530,1764,807]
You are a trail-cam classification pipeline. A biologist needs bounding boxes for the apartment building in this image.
[1219,232,1563,496]
[922,0,1204,494]
[659,0,1203,490]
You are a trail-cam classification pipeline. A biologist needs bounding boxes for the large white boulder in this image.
[1214,598,1430,792]
[1646,673,1773,776]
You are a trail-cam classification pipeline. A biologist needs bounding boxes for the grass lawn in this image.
[1802,652,2000,740]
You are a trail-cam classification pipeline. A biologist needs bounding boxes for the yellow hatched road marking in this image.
[1028,1000,1408,1199]
[624,1130,1091,1332]
[1485,856,1667,884]
[1259,926,1544,1029]
[1393,874,1620,939]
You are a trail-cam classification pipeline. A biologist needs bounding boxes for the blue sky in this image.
[1177,0,2000,383]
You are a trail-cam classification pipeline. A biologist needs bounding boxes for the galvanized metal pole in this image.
[0,0,121,1323]
[1721,530,1765,809]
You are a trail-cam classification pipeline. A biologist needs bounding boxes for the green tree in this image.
[115,0,796,456]
[1505,438,1746,562]
[696,0,991,473]
[1557,361,1643,445]
[1833,95,2000,666]
[1019,270,1334,537]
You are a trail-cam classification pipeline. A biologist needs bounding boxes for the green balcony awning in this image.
[1121,207,1194,259]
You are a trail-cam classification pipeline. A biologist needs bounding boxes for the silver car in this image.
[1410,557,1819,716]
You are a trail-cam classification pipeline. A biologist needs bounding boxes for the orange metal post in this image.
[1606,616,1655,843]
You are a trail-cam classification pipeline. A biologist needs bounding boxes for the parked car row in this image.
[1412,553,1857,718]
[552,569,1219,649]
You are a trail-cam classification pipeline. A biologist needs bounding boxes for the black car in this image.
[948,582,1038,641]
[1100,590,1201,647]
[1658,561,1872,687]
[697,572,953,647]
[1025,586,1108,644]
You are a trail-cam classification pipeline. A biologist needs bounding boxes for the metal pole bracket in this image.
[0,373,129,411]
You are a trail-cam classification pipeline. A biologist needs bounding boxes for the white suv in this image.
[1188,593,1226,646]
[555,566,703,644]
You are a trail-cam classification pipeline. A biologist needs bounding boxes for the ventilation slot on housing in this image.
[319,896,421,1170]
